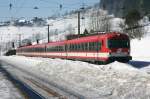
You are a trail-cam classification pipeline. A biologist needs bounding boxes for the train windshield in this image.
[108,39,130,48]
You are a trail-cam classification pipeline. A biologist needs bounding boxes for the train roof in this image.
[18,32,129,49]
[66,32,128,43]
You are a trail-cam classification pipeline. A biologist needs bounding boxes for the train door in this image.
[96,41,102,61]
[45,45,47,58]
[65,44,68,59]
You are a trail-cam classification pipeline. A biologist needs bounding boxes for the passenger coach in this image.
[17,32,132,64]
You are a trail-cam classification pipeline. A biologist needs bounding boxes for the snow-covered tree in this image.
[125,9,144,39]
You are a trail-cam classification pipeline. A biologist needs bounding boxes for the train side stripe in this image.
[17,52,110,58]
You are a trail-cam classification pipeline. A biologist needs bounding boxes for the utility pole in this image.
[12,42,15,48]
[48,24,50,43]
[0,45,1,56]
[19,34,21,47]
[99,0,101,8]
[78,11,80,35]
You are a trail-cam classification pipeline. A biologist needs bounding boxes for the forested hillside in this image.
[100,0,150,17]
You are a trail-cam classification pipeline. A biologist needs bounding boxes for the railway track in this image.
[0,61,45,99]
[23,77,67,99]
[0,60,84,99]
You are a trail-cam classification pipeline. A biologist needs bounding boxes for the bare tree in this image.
[32,33,43,43]
[89,9,112,33]
[66,24,75,34]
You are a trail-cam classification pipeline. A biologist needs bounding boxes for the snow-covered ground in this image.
[131,36,150,61]
[0,65,24,99]
[1,55,150,99]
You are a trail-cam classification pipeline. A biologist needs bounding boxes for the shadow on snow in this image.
[128,60,150,69]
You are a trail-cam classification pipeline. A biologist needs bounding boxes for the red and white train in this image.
[16,32,132,64]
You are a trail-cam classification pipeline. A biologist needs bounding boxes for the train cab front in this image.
[105,37,132,63]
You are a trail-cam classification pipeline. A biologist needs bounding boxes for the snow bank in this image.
[1,56,150,98]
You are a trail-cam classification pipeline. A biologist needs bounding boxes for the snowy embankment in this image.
[1,56,150,99]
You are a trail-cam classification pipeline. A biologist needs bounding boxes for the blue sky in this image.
[0,0,100,21]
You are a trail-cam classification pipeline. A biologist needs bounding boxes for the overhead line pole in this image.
[78,11,80,35]
[48,24,50,43]
[19,34,21,47]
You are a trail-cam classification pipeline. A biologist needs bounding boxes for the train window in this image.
[65,45,68,51]
[79,43,82,51]
[85,43,88,51]
[51,47,54,51]
[89,42,93,51]
[60,46,63,51]
[75,44,76,51]
[73,44,75,51]
[38,48,40,52]
[79,43,81,51]
[76,44,79,51]
[52,47,54,51]
[37,48,39,52]
[54,46,57,51]
[56,46,58,51]
[55,46,57,51]
[88,42,101,51]
[58,46,60,51]
[84,43,86,51]
[77,44,80,51]
[36,48,38,52]
[70,44,72,51]
[41,47,45,52]
[59,46,61,51]
[108,39,129,48]
[56,46,59,51]
[102,40,104,46]
[82,43,84,51]
[81,43,84,51]
[72,44,74,51]
[39,47,41,52]
[79,44,81,51]
[59,46,60,51]
[47,46,54,52]
[74,44,77,51]
[58,46,62,51]
[96,42,101,51]
[74,44,76,51]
